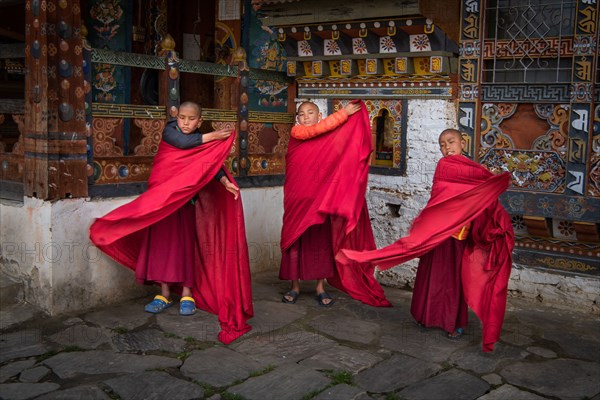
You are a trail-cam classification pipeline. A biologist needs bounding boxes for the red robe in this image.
[281,102,391,307]
[89,132,253,345]
[339,155,514,351]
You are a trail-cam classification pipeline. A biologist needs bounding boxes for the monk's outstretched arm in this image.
[291,109,349,140]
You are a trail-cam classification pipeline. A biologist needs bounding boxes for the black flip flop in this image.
[282,290,299,304]
[316,292,334,307]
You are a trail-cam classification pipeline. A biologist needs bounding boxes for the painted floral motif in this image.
[557,220,575,236]
[352,38,368,54]
[298,40,313,57]
[410,34,431,52]
[537,197,554,215]
[93,63,117,102]
[324,39,341,56]
[589,156,600,196]
[90,0,124,44]
[561,198,589,218]
[511,215,526,232]
[379,36,396,53]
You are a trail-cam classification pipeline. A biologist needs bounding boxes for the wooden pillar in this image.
[158,34,180,121]
[456,0,483,160]
[235,47,250,177]
[565,0,598,196]
[24,0,88,199]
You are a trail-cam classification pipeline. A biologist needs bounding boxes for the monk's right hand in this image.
[344,102,361,116]
[211,128,233,140]
[205,128,233,142]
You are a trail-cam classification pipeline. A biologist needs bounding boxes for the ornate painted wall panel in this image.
[475,0,600,275]
[247,3,288,113]
[590,104,600,196]
[85,0,131,104]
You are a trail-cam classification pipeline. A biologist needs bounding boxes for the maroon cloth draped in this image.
[89,133,253,344]
[411,237,469,334]
[281,102,391,307]
[340,155,514,351]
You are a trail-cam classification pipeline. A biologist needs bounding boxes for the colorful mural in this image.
[247,5,288,112]
[86,0,131,104]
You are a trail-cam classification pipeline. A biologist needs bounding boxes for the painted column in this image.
[566,0,598,196]
[24,0,88,199]
[457,0,483,159]
[158,35,180,121]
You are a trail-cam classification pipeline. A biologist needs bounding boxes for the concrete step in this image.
[0,272,24,308]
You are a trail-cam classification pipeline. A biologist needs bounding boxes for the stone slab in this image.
[481,373,502,385]
[228,363,330,400]
[379,324,471,363]
[156,310,221,343]
[104,371,204,400]
[309,314,380,345]
[112,328,185,353]
[233,330,336,365]
[355,354,441,393]
[313,383,366,400]
[42,350,181,379]
[0,330,49,363]
[248,300,306,335]
[527,346,557,359]
[48,325,110,350]
[398,369,489,400]
[299,345,383,374]
[500,359,600,399]
[181,346,263,387]
[449,342,529,374]
[477,384,549,400]
[35,385,111,400]
[0,359,36,383]
[0,382,60,400]
[19,365,49,382]
[83,303,151,331]
[541,330,600,362]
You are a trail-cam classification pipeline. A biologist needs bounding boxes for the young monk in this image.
[280,100,391,308]
[411,129,472,339]
[339,129,514,352]
[90,102,253,344]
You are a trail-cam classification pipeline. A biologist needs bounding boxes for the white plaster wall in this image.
[240,186,283,273]
[0,186,284,316]
[367,99,457,288]
[51,197,152,314]
[0,197,150,315]
[1,198,54,312]
[509,265,600,314]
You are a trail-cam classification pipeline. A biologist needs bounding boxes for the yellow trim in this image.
[452,224,470,241]
[181,296,195,303]
[154,295,171,304]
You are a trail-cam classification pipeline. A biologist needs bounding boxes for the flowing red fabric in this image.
[89,132,253,344]
[339,155,514,351]
[281,102,391,307]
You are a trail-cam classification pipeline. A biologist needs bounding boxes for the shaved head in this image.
[179,101,202,117]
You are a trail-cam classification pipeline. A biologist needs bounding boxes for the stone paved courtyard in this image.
[1,271,599,400]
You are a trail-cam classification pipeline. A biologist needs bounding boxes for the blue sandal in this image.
[144,295,173,314]
[180,296,196,316]
[447,327,464,341]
